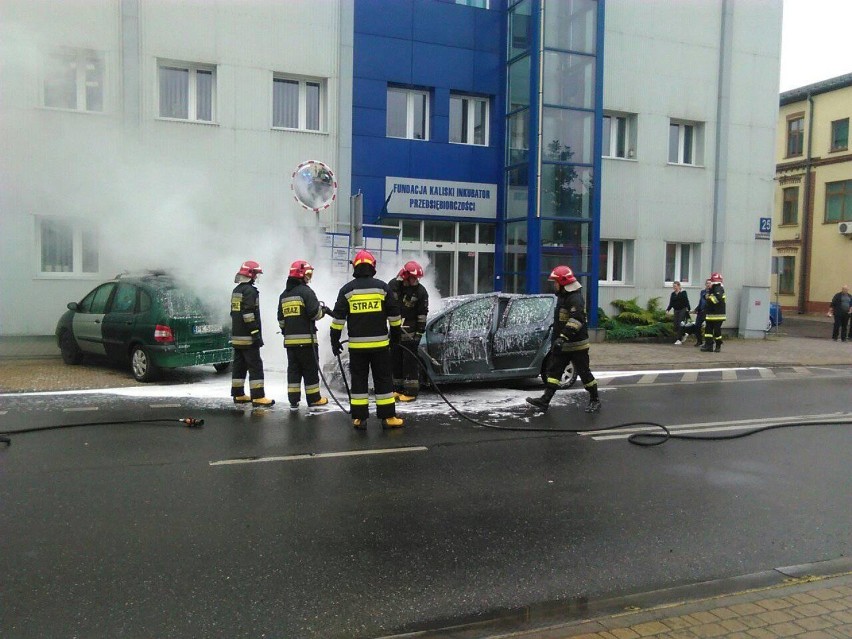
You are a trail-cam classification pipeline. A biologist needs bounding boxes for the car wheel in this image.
[130,345,159,382]
[541,354,578,389]
[213,362,231,373]
[59,330,83,365]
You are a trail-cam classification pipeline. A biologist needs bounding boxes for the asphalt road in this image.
[1,372,851,639]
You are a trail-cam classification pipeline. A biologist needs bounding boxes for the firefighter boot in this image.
[397,393,417,403]
[714,341,722,353]
[233,395,252,404]
[526,387,556,411]
[352,418,367,430]
[382,416,405,429]
[585,396,602,413]
[309,397,329,407]
[252,397,276,407]
[700,338,714,352]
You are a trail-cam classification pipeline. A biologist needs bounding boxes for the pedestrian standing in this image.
[828,284,851,342]
[230,260,274,407]
[389,260,429,402]
[666,281,691,345]
[692,278,712,347]
[526,265,600,413]
[278,260,331,410]
[700,272,726,353]
[330,250,405,429]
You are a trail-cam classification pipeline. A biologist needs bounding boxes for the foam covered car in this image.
[55,272,232,382]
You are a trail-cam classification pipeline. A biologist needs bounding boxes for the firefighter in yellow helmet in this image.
[526,265,600,413]
[329,250,404,429]
[230,260,274,407]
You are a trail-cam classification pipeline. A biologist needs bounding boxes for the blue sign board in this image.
[759,217,772,233]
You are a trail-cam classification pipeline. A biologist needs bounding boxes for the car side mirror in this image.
[67,302,79,311]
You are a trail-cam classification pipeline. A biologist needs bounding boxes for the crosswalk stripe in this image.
[637,374,658,384]
[722,370,737,380]
[758,368,776,378]
[681,371,699,382]
[792,366,811,375]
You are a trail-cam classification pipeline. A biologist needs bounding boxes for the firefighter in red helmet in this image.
[700,272,726,352]
[278,259,332,410]
[329,250,404,429]
[389,260,429,402]
[526,265,601,413]
[230,260,274,407]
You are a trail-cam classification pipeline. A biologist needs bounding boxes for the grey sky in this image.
[780,0,852,91]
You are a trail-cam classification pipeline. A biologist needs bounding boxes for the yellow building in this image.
[773,73,852,314]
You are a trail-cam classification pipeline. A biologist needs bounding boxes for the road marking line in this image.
[681,371,699,382]
[722,369,737,380]
[150,403,182,408]
[210,446,429,466]
[792,366,811,375]
[758,368,776,379]
[596,377,614,387]
[581,413,850,441]
[637,374,658,384]
[63,407,99,412]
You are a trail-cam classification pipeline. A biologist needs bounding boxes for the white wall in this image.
[0,0,346,336]
[599,0,782,326]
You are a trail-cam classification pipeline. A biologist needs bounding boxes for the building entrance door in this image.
[424,250,454,298]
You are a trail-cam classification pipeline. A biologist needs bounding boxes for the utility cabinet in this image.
[738,286,771,338]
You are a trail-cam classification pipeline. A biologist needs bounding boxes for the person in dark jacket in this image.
[666,281,691,344]
[278,260,331,410]
[828,284,851,342]
[389,260,429,402]
[691,278,712,347]
[700,272,726,352]
[230,260,274,407]
[330,250,404,429]
[526,265,600,413]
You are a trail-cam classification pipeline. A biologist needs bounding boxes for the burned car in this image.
[326,292,577,389]
[417,292,577,388]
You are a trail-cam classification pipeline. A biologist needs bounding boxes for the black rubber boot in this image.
[585,398,601,413]
[714,342,722,353]
[526,388,556,411]
[700,339,713,352]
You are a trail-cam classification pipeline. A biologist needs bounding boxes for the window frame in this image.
[602,112,636,159]
[157,59,217,123]
[35,216,100,278]
[668,120,701,166]
[599,239,627,284]
[386,87,430,141]
[777,256,795,295]
[664,242,693,285]
[272,74,325,132]
[450,93,489,146]
[830,118,849,153]
[781,187,799,225]
[825,179,852,223]
[456,0,489,7]
[785,113,804,157]
[42,48,106,113]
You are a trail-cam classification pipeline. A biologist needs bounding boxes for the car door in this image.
[71,283,116,355]
[101,282,138,361]
[440,295,497,378]
[491,295,555,372]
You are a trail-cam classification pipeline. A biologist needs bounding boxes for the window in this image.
[450,94,488,145]
[387,88,429,140]
[782,187,799,225]
[599,240,626,283]
[668,120,702,165]
[777,256,795,295]
[79,284,115,314]
[825,180,852,222]
[456,0,488,7]
[830,118,849,152]
[273,76,323,131]
[665,243,693,284]
[158,61,215,122]
[502,297,552,328]
[43,49,104,112]
[111,284,138,314]
[602,114,635,159]
[786,115,804,157]
[38,218,99,275]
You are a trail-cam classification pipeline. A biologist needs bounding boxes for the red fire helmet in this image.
[548,265,577,287]
[237,260,263,277]
[710,272,724,284]
[398,260,424,280]
[352,250,376,268]
[289,260,314,279]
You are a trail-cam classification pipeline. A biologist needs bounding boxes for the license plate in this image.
[192,324,221,335]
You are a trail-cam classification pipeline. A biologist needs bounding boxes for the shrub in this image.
[601,296,673,342]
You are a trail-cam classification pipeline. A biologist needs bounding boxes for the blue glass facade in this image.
[352,0,603,320]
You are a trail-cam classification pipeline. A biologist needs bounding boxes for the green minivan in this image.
[55,272,232,382]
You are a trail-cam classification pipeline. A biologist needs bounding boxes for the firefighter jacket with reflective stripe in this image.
[554,288,590,352]
[231,282,262,349]
[705,283,727,321]
[278,278,326,347]
[388,278,429,336]
[330,276,402,349]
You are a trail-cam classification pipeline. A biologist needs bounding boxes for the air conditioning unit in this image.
[839,222,852,236]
